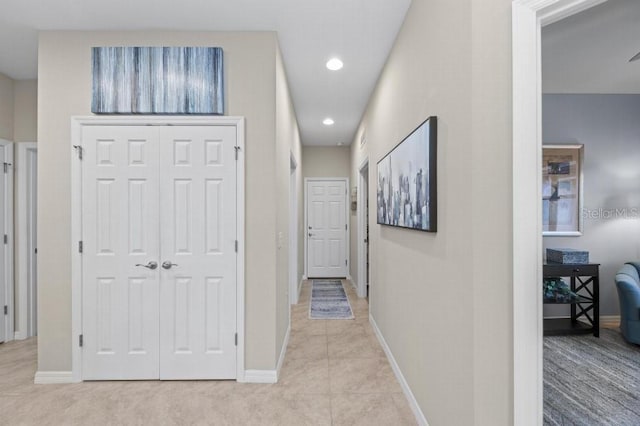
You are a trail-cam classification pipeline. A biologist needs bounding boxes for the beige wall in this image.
[0,73,14,141]
[274,43,303,362]
[350,0,513,423]
[14,80,37,143]
[302,146,350,179]
[37,31,285,372]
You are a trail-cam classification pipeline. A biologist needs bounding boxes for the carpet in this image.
[544,328,640,425]
[309,280,354,320]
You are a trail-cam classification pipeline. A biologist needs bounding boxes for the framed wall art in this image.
[542,144,584,236]
[92,46,224,114]
[377,116,437,232]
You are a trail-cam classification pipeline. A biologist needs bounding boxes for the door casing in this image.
[16,142,37,340]
[70,116,245,382]
[0,139,14,343]
[357,157,369,299]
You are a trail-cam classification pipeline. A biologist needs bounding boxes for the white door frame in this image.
[16,142,37,340]
[512,0,605,423]
[357,157,369,298]
[303,177,350,278]
[0,139,14,343]
[289,153,299,304]
[70,116,245,383]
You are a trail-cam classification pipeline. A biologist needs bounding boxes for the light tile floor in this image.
[0,280,415,425]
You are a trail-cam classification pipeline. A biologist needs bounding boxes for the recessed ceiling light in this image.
[326,58,343,71]
[337,142,344,146]
[323,118,335,126]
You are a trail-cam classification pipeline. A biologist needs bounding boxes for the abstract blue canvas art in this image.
[92,47,224,114]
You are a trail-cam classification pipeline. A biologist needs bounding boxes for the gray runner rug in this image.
[544,328,640,425]
[309,280,354,320]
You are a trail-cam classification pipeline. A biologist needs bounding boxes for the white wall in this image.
[351,0,513,423]
[543,94,640,317]
[37,31,289,372]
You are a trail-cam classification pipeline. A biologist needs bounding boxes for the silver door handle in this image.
[162,261,179,270]
[136,261,158,270]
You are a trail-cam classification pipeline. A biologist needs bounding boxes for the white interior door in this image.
[81,124,237,380]
[0,141,9,342]
[307,180,348,278]
[82,126,161,379]
[159,126,237,380]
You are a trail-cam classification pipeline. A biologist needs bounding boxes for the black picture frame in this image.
[376,116,437,232]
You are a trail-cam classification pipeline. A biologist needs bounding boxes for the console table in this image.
[543,262,599,337]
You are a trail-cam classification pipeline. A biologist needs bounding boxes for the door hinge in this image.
[79,334,83,347]
[3,234,7,244]
[3,162,11,173]
[234,146,240,160]
[78,241,83,253]
[235,240,238,252]
[73,145,83,160]
[345,259,348,266]
[234,333,238,346]
[3,305,7,315]
[345,224,347,231]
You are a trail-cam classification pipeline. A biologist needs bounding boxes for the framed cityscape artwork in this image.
[377,116,437,232]
[542,144,584,236]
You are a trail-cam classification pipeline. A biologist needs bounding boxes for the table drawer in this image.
[543,264,599,277]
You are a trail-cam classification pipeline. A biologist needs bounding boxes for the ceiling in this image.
[0,0,412,146]
[542,0,640,94]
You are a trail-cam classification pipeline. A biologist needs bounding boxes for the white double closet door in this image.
[81,125,237,380]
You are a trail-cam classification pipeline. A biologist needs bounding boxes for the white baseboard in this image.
[14,331,27,340]
[243,369,278,384]
[370,314,429,426]
[600,315,621,328]
[34,371,73,384]
[277,324,291,380]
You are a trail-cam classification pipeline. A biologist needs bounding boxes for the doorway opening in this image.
[0,139,14,343]
[289,154,299,304]
[512,0,601,422]
[357,159,369,299]
[17,142,38,340]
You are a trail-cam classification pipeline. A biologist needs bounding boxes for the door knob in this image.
[162,261,179,270]
[136,261,158,270]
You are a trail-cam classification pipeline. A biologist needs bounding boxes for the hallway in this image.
[0,280,415,425]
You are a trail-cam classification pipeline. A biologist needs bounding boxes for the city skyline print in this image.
[377,117,437,232]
